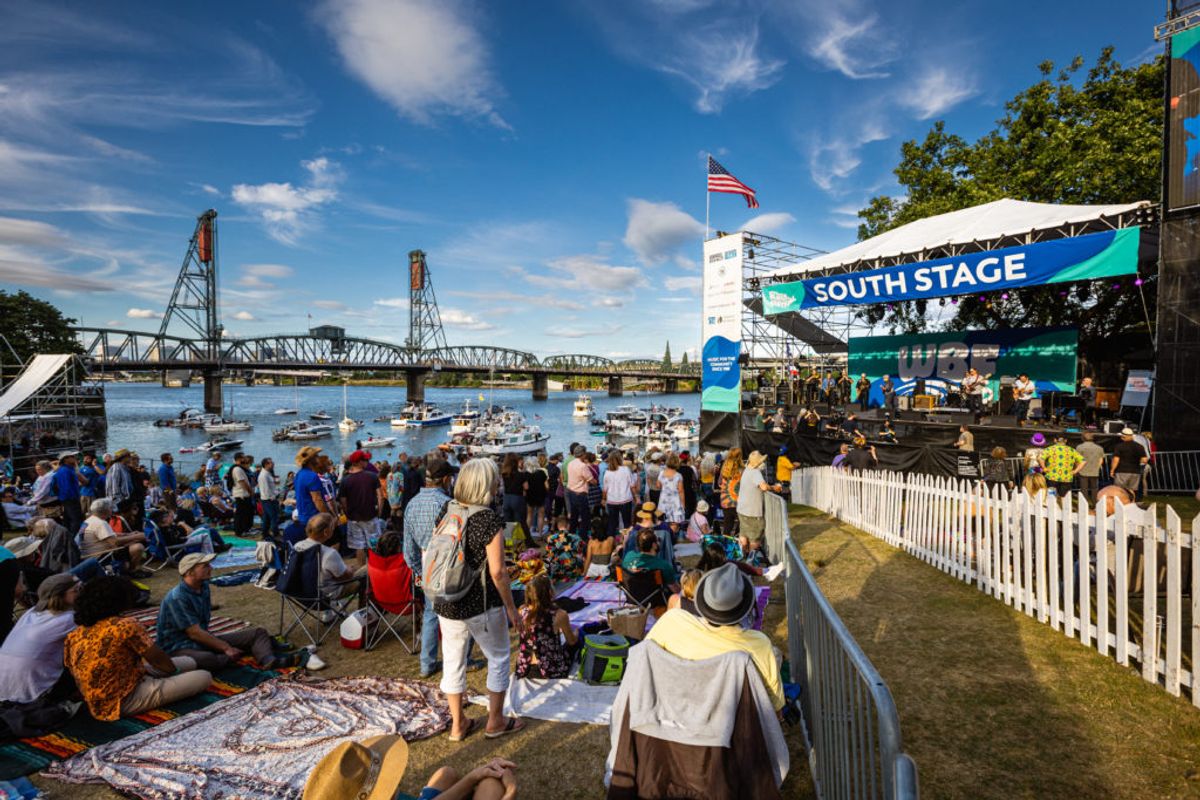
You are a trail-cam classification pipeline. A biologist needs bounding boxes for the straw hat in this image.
[1120,427,1135,438]
[637,501,657,521]
[112,448,131,460]
[295,446,324,466]
[696,500,709,514]
[303,736,410,800]
[5,535,42,560]
[746,450,767,469]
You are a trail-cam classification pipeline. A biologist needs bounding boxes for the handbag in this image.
[606,605,649,642]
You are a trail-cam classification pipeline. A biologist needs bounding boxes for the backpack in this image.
[422,500,487,605]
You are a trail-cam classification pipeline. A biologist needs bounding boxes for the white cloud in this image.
[624,199,705,265]
[444,289,583,311]
[126,307,158,318]
[200,184,222,196]
[741,212,795,234]
[829,204,863,230]
[546,323,621,339]
[316,0,508,128]
[231,158,341,244]
[236,262,294,288]
[373,297,409,309]
[440,307,496,331]
[808,119,889,192]
[232,310,255,321]
[0,216,64,247]
[899,67,978,120]
[528,255,646,293]
[664,276,702,293]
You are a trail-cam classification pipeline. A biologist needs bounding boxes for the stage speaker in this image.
[1104,419,1132,434]
[985,415,1017,428]
[913,394,935,410]
[843,404,859,416]
[899,410,924,421]
[998,376,1015,414]
[927,414,952,424]
[898,395,911,411]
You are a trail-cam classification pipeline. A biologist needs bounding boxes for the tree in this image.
[856,48,1164,351]
[680,350,690,369]
[661,341,672,372]
[0,291,82,364]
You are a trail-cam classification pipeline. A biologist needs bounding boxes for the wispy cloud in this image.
[623,199,705,265]
[779,2,895,80]
[898,67,978,119]
[316,0,508,128]
[441,307,496,331]
[664,276,702,293]
[807,118,889,192]
[126,307,158,318]
[741,211,795,234]
[231,158,341,244]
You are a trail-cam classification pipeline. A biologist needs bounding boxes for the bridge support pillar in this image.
[532,374,548,401]
[608,376,623,397]
[202,371,223,414]
[664,378,679,394]
[406,370,428,405]
[244,373,254,387]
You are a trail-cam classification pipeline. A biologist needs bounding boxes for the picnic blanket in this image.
[44,677,451,799]
[556,580,772,632]
[470,678,618,726]
[211,545,259,570]
[122,606,253,639]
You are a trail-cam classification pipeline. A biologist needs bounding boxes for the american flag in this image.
[707,156,758,209]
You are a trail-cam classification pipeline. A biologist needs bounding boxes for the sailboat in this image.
[338,382,361,433]
[274,383,300,415]
[203,393,252,433]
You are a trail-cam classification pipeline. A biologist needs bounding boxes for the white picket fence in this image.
[792,467,1200,706]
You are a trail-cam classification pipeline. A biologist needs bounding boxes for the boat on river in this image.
[471,426,552,456]
[573,394,593,418]
[359,435,398,449]
[310,410,332,421]
[391,403,452,428]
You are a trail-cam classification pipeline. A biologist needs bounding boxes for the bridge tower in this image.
[404,250,447,404]
[160,210,224,412]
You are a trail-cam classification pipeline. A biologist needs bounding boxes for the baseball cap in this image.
[348,450,372,464]
[178,552,216,576]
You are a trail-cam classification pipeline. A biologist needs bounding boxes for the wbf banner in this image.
[702,232,743,413]
[761,227,1140,312]
[848,326,1079,402]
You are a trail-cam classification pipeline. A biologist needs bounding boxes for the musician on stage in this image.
[1012,373,1035,424]
[856,373,871,411]
[880,374,897,415]
[961,368,987,420]
[821,372,836,404]
[805,371,820,405]
[836,371,853,407]
[1077,376,1096,428]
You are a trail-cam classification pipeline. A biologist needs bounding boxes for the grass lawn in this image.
[26,539,813,799]
[1148,494,1200,523]
[790,506,1200,800]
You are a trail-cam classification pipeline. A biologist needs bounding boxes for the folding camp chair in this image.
[364,551,419,653]
[142,520,195,572]
[614,565,669,616]
[276,544,363,649]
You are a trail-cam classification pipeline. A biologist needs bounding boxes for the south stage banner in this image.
[848,326,1079,403]
[702,232,744,413]
[761,226,1140,312]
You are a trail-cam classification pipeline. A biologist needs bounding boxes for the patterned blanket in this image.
[44,677,451,799]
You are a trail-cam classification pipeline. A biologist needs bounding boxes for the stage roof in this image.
[766,198,1150,279]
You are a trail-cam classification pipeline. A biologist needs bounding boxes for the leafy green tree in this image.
[661,341,672,372]
[680,350,689,369]
[0,291,82,363]
[856,48,1163,351]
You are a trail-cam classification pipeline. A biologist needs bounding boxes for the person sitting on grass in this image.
[80,498,148,574]
[685,500,711,543]
[149,507,231,555]
[621,529,679,594]
[666,568,702,616]
[644,562,784,712]
[542,514,583,583]
[581,516,615,580]
[63,575,212,720]
[156,552,307,671]
[295,512,366,602]
[0,574,81,704]
[514,574,577,679]
[303,736,517,800]
[199,486,236,525]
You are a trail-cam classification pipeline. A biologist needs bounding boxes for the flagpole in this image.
[704,152,711,241]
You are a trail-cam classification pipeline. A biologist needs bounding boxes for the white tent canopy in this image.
[768,198,1149,278]
[0,354,72,419]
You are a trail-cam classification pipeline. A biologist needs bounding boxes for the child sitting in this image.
[544,515,583,583]
[515,574,578,679]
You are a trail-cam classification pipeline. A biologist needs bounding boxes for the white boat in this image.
[670,418,699,439]
[287,430,325,441]
[202,419,252,433]
[573,394,593,418]
[338,383,360,433]
[277,421,333,441]
[273,408,298,415]
[473,426,552,456]
[310,411,332,421]
[360,435,398,448]
[195,437,244,452]
[449,400,482,434]
[391,403,452,427]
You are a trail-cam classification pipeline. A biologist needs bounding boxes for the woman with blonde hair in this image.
[718,448,744,536]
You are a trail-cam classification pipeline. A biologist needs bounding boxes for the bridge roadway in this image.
[73,327,699,411]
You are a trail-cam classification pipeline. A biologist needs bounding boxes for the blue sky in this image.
[0,0,1163,360]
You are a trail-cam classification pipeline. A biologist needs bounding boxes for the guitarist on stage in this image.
[1012,374,1035,425]
[856,373,872,411]
[961,368,989,421]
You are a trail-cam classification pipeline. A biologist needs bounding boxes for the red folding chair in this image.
[365,551,419,653]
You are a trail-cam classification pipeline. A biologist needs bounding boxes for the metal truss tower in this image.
[159,209,222,358]
[406,249,448,354]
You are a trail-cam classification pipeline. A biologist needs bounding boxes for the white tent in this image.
[768,198,1149,278]
[0,354,72,419]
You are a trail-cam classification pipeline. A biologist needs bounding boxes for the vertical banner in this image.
[1169,25,1200,210]
[701,232,743,412]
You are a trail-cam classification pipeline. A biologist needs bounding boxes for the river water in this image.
[103,383,699,474]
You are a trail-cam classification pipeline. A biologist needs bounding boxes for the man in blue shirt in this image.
[52,452,84,537]
[287,446,329,545]
[403,458,453,677]
[157,452,178,495]
[157,552,305,670]
[80,453,100,515]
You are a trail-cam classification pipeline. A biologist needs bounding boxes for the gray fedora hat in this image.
[694,562,755,626]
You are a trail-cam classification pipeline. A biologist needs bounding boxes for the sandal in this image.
[485,717,526,739]
[448,717,479,743]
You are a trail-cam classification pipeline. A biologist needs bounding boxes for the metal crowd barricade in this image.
[1144,450,1200,494]
[769,493,919,800]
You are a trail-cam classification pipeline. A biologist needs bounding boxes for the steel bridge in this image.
[73,210,696,411]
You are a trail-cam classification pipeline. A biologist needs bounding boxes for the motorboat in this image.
[273,408,299,416]
[156,408,215,428]
[669,418,699,439]
[449,400,482,434]
[202,419,252,433]
[359,435,398,448]
[391,403,452,427]
[310,411,332,421]
[472,426,552,456]
[275,421,333,441]
[193,437,244,452]
[573,394,593,418]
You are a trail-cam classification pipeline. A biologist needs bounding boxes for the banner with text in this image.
[848,326,1078,403]
[762,227,1140,312]
[702,233,744,413]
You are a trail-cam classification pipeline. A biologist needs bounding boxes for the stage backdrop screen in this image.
[701,232,744,413]
[848,326,1079,403]
[1169,25,1200,211]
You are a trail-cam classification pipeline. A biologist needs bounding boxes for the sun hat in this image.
[5,535,43,559]
[651,451,665,462]
[34,573,79,612]
[178,552,216,576]
[694,562,755,626]
[113,448,131,460]
[746,450,767,469]
[348,450,372,464]
[637,501,657,520]
[1029,433,1046,446]
[303,735,410,800]
[1120,427,1135,437]
[696,499,709,514]
[295,445,324,466]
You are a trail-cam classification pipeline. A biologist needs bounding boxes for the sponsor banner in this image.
[1169,25,1200,210]
[702,233,743,413]
[762,227,1140,312]
[848,326,1078,403]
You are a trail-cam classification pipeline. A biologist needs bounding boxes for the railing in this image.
[768,493,920,799]
[792,467,1200,707]
[993,451,1200,496]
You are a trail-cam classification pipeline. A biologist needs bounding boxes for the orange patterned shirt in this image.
[64,616,152,721]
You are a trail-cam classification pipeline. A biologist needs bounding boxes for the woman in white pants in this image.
[433,457,526,742]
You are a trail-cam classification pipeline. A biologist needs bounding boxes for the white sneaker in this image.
[764,563,786,582]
